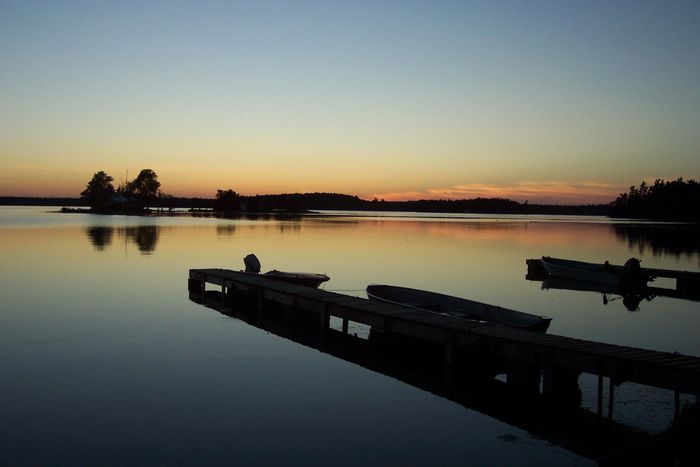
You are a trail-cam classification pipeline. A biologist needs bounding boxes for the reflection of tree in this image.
[124,226,159,254]
[85,225,161,254]
[241,212,271,221]
[216,224,237,236]
[613,225,700,258]
[279,222,301,233]
[86,226,114,250]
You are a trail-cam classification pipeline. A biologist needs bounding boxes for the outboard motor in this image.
[244,253,261,273]
[623,257,642,275]
[621,257,646,288]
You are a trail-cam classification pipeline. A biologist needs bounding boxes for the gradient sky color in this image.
[1,0,699,203]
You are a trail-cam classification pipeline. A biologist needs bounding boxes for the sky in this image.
[1,0,699,204]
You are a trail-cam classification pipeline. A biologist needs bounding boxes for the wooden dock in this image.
[189,284,657,463]
[189,268,700,418]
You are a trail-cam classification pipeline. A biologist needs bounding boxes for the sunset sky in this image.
[1,1,699,204]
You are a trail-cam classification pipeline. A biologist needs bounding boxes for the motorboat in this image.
[243,254,329,288]
[366,284,551,332]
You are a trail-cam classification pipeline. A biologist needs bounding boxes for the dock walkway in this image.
[189,268,700,416]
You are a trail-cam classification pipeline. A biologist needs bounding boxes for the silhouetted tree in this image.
[80,171,115,211]
[215,189,240,212]
[126,169,161,207]
[611,178,700,221]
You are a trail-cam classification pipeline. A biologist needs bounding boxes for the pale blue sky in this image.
[1,0,699,202]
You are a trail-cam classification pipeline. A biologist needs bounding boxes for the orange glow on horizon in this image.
[1,165,623,205]
[365,181,624,205]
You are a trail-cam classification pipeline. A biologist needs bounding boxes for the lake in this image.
[1,206,698,465]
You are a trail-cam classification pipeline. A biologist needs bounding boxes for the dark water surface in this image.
[2,206,699,465]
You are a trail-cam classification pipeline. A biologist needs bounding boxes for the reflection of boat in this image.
[243,254,330,288]
[541,256,649,286]
[542,275,621,294]
[541,276,653,311]
[366,285,551,332]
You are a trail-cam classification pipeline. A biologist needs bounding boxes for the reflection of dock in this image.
[526,258,700,301]
[189,281,654,463]
[189,269,700,420]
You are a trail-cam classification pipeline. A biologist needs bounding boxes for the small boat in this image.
[541,256,650,287]
[243,254,329,288]
[366,284,551,332]
[263,270,330,288]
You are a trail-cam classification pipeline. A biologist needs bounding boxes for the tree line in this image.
[10,169,614,216]
[611,178,700,221]
[30,171,700,220]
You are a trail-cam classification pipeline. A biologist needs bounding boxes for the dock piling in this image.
[597,373,604,417]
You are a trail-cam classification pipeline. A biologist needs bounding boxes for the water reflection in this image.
[4,207,699,463]
[191,210,306,222]
[86,226,113,250]
[85,225,160,254]
[540,276,656,312]
[531,272,699,311]
[278,221,301,233]
[216,224,237,236]
[614,224,700,258]
[190,289,649,464]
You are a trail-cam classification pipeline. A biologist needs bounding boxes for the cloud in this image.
[365,181,624,205]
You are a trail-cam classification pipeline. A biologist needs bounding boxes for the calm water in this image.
[2,206,699,465]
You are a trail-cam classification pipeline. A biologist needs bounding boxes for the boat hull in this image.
[541,257,620,285]
[366,284,551,332]
[263,270,330,288]
[541,256,648,288]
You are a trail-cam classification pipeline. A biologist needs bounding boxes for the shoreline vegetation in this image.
[0,194,610,216]
[1,172,698,221]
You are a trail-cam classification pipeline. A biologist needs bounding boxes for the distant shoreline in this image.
[0,194,612,217]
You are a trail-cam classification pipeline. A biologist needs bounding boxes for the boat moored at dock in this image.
[540,256,650,287]
[243,253,330,288]
[366,284,551,332]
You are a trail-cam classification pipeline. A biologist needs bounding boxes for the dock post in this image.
[608,377,615,419]
[319,305,330,349]
[342,317,349,334]
[320,305,330,331]
[320,311,330,330]
[507,364,540,394]
[674,390,680,421]
[542,363,553,395]
[444,333,454,365]
[597,373,604,417]
[188,278,205,297]
[542,364,581,410]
